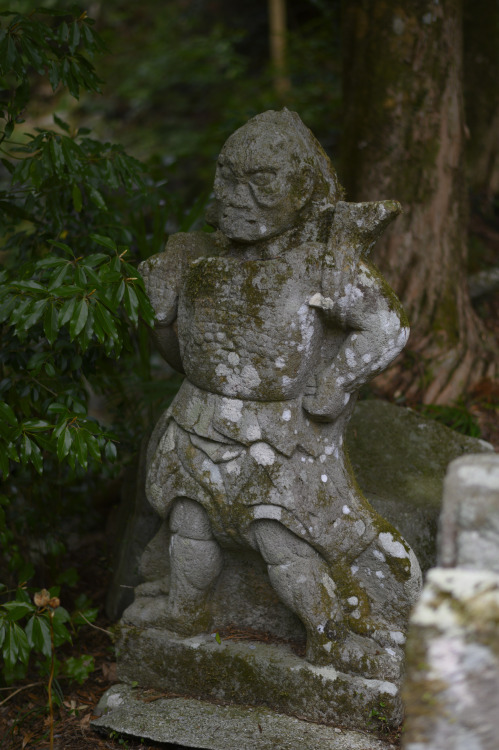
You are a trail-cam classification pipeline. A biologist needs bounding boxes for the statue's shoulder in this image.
[164,229,229,261]
[139,230,228,284]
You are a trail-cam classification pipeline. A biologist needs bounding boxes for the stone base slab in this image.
[116,625,402,730]
[92,685,395,750]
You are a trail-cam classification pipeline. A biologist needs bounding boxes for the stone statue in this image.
[131,109,422,683]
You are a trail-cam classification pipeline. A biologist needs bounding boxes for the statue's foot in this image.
[306,624,403,681]
[122,594,212,636]
[161,601,213,637]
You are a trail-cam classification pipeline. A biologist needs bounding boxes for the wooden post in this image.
[268,0,291,99]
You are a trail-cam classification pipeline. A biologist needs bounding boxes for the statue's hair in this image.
[237,109,344,210]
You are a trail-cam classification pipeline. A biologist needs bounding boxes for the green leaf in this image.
[59,297,77,326]
[68,21,80,53]
[43,303,58,345]
[57,426,73,461]
[70,299,88,339]
[88,186,106,209]
[1,601,34,622]
[25,615,52,658]
[74,430,88,470]
[48,263,69,291]
[105,441,117,462]
[0,401,17,426]
[53,113,70,132]
[23,298,48,330]
[123,283,139,325]
[64,654,94,684]
[90,234,116,251]
[3,623,30,668]
[72,182,82,212]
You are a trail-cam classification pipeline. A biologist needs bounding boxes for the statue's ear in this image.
[295,164,315,209]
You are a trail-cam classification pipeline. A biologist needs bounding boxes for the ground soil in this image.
[1,211,497,750]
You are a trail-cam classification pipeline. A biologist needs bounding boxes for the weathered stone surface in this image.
[438,453,499,570]
[403,567,499,750]
[93,684,396,750]
[111,110,426,740]
[347,401,493,573]
[106,400,491,620]
[115,625,403,731]
[129,109,422,685]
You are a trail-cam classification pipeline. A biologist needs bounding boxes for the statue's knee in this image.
[252,519,318,565]
[169,498,213,540]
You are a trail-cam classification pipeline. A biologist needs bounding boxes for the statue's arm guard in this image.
[139,231,221,372]
[305,260,409,421]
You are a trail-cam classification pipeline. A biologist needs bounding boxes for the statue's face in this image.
[214,125,312,243]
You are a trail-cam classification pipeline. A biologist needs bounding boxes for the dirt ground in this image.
[1,216,497,750]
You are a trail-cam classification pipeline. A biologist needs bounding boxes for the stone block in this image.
[403,567,499,750]
[114,627,403,730]
[438,453,499,570]
[92,684,396,750]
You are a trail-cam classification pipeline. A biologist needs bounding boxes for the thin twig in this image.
[77,611,113,636]
[0,682,44,706]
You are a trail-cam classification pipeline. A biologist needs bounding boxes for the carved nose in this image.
[228,182,252,208]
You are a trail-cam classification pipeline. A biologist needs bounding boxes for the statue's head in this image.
[213,109,343,244]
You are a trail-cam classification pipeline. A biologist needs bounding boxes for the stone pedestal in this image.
[114,625,402,731]
[92,685,397,750]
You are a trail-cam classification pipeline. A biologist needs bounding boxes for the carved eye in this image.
[250,171,275,187]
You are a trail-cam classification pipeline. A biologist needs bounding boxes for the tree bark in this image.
[463,0,499,203]
[341,0,496,404]
[268,0,291,99]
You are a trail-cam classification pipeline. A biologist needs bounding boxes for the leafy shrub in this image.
[0,7,176,599]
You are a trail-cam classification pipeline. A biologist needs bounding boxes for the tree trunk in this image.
[463,0,499,204]
[340,0,496,404]
[268,0,291,99]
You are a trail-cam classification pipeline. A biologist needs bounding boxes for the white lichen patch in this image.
[373,550,386,562]
[225,459,241,476]
[347,596,358,606]
[297,303,315,353]
[275,356,286,369]
[201,459,224,490]
[259,225,267,234]
[282,408,292,422]
[321,474,328,483]
[227,352,240,366]
[246,423,262,441]
[379,532,409,559]
[351,565,359,575]
[241,364,261,388]
[345,348,356,368]
[220,397,243,423]
[342,505,351,515]
[390,631,406,645]
[385,647,396,657]
[222,449,241,461]
[321,574,337,598]
[376,571,385,579]
[355,520,366,537]
[249,441,275,466]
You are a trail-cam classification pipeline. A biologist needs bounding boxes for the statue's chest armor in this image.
[178,253,324,399]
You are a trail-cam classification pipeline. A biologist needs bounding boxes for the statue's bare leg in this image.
[165,498,223,635]
[251,519,346,664]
